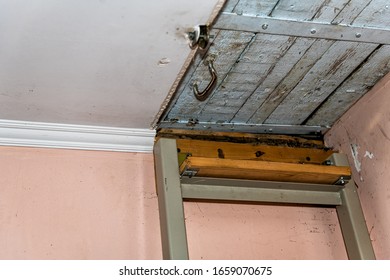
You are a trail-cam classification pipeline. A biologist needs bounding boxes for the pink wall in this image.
[185,202,346,259]
[0,147,161,259]
[325,73,390,259]
[0,146,347,259]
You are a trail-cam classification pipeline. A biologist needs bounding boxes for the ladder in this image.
[153,135,375,260]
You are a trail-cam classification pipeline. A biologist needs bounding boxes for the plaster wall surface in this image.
[185,202,347,260]
[0,146,347,259]
[0,147,161,259]
[325,73,390,259]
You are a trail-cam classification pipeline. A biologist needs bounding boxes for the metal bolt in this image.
[262,23,268,30]
[355,33,362,38]
[310,29,316,34]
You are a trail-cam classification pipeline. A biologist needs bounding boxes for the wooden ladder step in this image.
[176,138,333,164]
[180,157,351,185]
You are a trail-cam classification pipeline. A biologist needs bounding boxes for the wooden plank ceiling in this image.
[155,0,390,136]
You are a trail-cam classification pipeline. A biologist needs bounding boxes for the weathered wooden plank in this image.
[243,34,295,62]
[232,37,320,123]
[270,0,326,20]
[222,0,240,12]
[247,39,335,124]
[232,0,280,16]
[213,81,258,93]
[199,91,251,108]
[200,90,253,118]
[198,34,295,121]
[167,30,254,120]
[264,41,378,125]
[201,108,244,120]
[220,72,267,85]
[176,139,333,164]
[312,0,350,22]
[231,0,383,125]
[352,0,390,28]
[232,0,364,125]
[156,128,328,148]
[201,90,256,119]
[266,0,389,125]
[226,62,273,76]
[332,0,373,24]
[180,157,351,184]
[307,45,390,126]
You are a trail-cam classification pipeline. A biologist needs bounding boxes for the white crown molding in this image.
[0,119,155,153]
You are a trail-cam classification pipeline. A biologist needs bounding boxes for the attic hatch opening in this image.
[152,0,390,138]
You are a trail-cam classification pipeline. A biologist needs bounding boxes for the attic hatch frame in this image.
[154,138,375,260]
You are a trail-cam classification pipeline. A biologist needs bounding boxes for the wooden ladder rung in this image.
[176,138,333,164]
[180,157,351,185]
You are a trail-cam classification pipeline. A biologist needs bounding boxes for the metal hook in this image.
[193,60,217,101]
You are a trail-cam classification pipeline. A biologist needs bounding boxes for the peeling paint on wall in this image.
[364,151,374,159]
[350,143,361,172]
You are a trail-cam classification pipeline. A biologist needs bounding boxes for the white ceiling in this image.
[0,0,218,129]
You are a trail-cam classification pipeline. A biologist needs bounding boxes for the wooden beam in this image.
[176,139,333,164]
[156,128,328,148]
[180,157,351,185]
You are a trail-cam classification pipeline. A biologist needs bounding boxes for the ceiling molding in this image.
[0,119,155,153]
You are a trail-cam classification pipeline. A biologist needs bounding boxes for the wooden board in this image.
[330,0,370,24]
[312,0,350,22]
[156,128,328,148]
[235,0,383,126]
[176,138,333,164]
[222,0,240,13]
[307,45,390,126]
[232,37,318,123]
[232,0,280,16]
[264,41,378,124]
[199,34,295,121]
[270,0,326,20]
[180,157,351,184]
[352,0,390,28]
[245,39,335,124]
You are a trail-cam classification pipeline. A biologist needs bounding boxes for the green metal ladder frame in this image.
[154,138,375,260]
